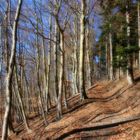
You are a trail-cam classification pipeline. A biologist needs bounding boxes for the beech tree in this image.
[138,0,140,69]
[79,0,88,100]
[48,0,71,119]
[2,0,22,139]
[2,0,140,139]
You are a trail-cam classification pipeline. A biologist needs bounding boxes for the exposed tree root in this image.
[55,115,140,140]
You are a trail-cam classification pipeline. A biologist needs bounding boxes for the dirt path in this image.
[8,78,140,140]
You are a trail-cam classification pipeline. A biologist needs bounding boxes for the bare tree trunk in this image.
[33,0,48,125]
[53,21,58,104]
[42,17,51,113]
[72,48,78,95]
[55,25,59,100]
[12,84,23,123]
[36,47,48,125]
[2,0,22,139]
[46,23,51,113]
[109,24,114,80]
[42,37,49,112]
[63,52,68,109]
[138,1,140,70]
[54,5,67,118]
[79,0,88,100]
[54,21,58,103]
[14,65,30,131]
[72,16,78,95]
[57,32,64,119]
[85,26,91,88]
[0,18,3,128]
[4,0,10,73]
[126,5,134,85]
[23,68,31,115]
[49,19,57,105]
[36,34,48,125]
[105,40,109,79]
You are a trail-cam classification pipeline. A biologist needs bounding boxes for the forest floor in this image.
[2,73,140,140]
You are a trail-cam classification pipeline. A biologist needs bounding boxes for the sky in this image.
[94,14,102,42]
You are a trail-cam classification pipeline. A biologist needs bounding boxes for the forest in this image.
[0,0,140,139]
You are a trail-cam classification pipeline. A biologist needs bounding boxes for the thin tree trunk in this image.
[4,0,10,72]
[46,26,51,113]
[105,40,109,79]
[2,0,22,139]
[63,52,68,109]
[138,1,140,70]
[54,21,58,103]
[12,84,22,123]
[23,68,31,115]
[109,24,114,80]
[33,0,48,125]
[126,5,134,85]
[36,35,48,126]
[36,48,48,125]
[57,32,64,119]
[79,0,88,100]
[14,65,30,131]
[85,26,91,88]
[72,49,78,95]
[42,17,51,113]
[72,17,78,95]
[0,24,2,127]
[42,38,49,112]
[55,25,59,100]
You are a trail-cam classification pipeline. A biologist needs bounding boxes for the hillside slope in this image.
[9,74,140,140]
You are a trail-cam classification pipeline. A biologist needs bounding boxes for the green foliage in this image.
[113,45,139,68]
[98,0,139,70]
[113,45,127,68]
[124,46,139,53]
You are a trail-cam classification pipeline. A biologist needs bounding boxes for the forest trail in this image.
[9,73,140,140]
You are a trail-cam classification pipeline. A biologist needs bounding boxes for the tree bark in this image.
[2,0,22,139]
[79,0,88,100]
[109,30,114,80]
[85,26,91,88]
[14,65,30,131]
[126,5,134,85]
[138,1,140,70]
[57,32,64,119]
[72,16,78,95]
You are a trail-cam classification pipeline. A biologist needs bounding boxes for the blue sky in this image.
[94,15,102,42]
